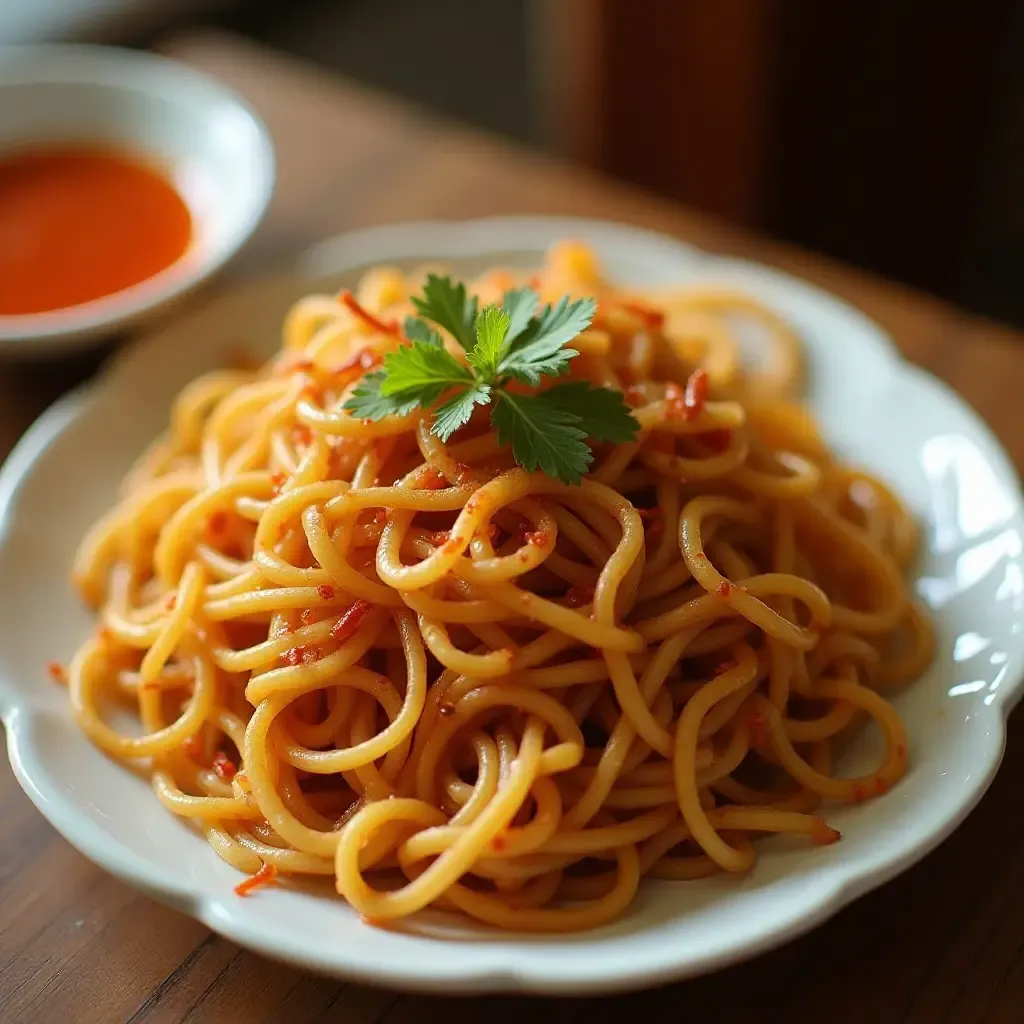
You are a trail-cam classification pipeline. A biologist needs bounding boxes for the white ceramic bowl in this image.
[1,217,1022,994]
[0,44,274,357]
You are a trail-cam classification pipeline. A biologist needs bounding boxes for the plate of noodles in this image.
[1,217,1022,994]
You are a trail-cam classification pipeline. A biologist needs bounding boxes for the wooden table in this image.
[2,30,1022,1024]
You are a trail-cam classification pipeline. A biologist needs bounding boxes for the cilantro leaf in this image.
[467,306,511,380]
[345,272,641,485]
[500,347,578,385]
[343,370,421,421]
[501,287,539,344]
[498,295,596,384]
[403,316,443,346]
[533,381,640,443]
[411,274,477,351]
[491,391,594,486]
[432,384,491,442]
[377,340,473,405]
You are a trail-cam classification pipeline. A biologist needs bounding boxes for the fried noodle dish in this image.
[66,241,934,932]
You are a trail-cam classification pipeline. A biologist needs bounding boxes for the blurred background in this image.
[9,0,1024,326]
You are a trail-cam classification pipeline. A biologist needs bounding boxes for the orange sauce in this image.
[0,145,191,316]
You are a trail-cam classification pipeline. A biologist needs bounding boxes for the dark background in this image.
[59,0,1024,327]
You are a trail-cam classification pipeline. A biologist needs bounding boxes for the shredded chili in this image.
[234,862,278,897]
[331,599,373,642]
[620,299,666,329]
[339,290,398,335]
[683,368,710,420]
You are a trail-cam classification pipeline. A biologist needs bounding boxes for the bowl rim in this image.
[0,43,275,350]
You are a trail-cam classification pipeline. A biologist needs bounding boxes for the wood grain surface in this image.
[1,30,1022,1024]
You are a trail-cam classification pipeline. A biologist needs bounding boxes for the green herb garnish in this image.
[343,274,640,484]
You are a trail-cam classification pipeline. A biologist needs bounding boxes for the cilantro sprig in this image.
[343,274,640,484]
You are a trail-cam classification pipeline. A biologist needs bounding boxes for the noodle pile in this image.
[67,241,934,932]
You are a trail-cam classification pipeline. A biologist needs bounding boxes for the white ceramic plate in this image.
[0,44,274,356]
[1,217,1022,994]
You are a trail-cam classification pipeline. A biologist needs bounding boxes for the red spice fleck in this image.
[212,751,237,781]
[525,530,550,547]
[301,647,322,665]
[474,522,499,543]
[207,510,227,535]
[332,346,382,376]
[715,580,733,598]
[455,462,475,485]
[850,782,869,803]
[331,349,382,390]
[699,429,732,453]
[442,534,465,554]
[371,509,386,525]
[811,821,842,846]
[290,423,313,446]
[339,290,399,335]
[416,467,448,490]
[438,702,456,718]
[184,734,205,761]
[620,299,666,329]
[747,711,768,746]
[624,384,645,408]
[317,584,335,600]
[875,776,890,796]
[565,584,595,608]
[284,645,305,666]
[683,368,709,420]
[715,659,738,675]
[490,835,508,853]
[428,530,451,546]
[234,862,278,897]
[300,608,316,625]
[270,471,287,494]
[46,661,66,683]
[664,381,685,418]
[331,599,373,643]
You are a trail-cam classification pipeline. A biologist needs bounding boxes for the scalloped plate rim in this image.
[0,216,1021,995]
